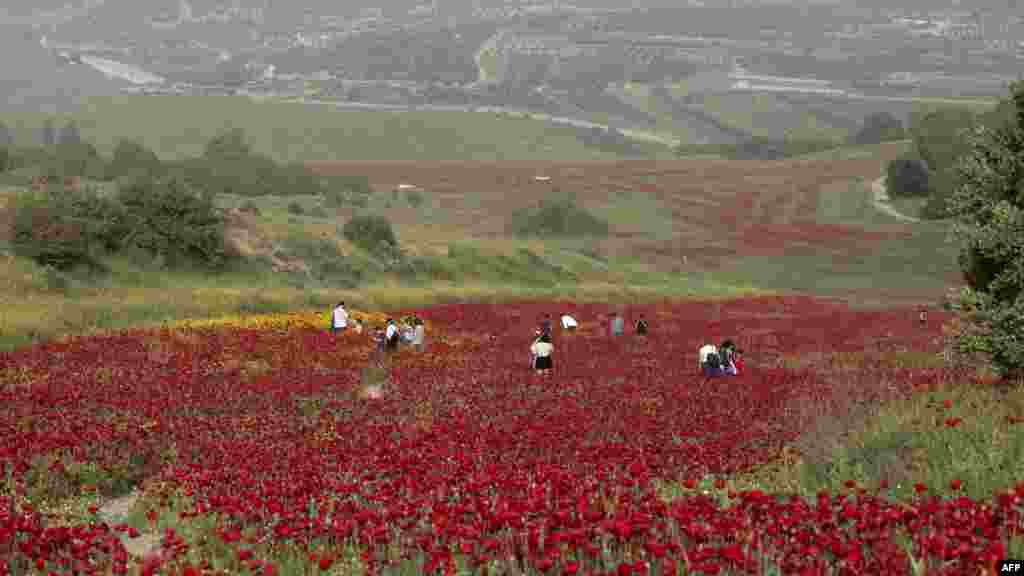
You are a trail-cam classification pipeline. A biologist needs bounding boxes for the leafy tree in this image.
[115,176,230,268]
[885,157,931,198]
[945,81,1024,381]
[108,139,163,180]
[851,111,905,145]
[9,187,115,270]
[0,146,8,173]
[911,108,977,172]
[48,140,107,180]
[508,194,610,237]
[342,213,398,257]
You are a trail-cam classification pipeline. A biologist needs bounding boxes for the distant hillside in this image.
[0,28,123,115]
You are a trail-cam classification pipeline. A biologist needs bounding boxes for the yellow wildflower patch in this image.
[166,309,394,333]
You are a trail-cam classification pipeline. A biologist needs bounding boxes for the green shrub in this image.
[0,146,8,172]
[324,175,373,207]
[107,139,164,181]
[946,81,1024,380]
[9,189,113,270]
[115,176,230,268]
[342,214,398,256]
[508,195,609,237]
[287,201,305,215]
[406,189,425,208]
[886,157,931,198]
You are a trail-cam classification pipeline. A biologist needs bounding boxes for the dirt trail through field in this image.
[98,490,161,559]
[871,175,922,223]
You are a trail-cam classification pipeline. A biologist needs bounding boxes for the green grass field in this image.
[694,92,849,141]
[714,177,959,304]
[0,95,628,162]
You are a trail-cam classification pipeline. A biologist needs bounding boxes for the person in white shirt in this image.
[331,302,348,333]
[698,343,718,371]
[560,313,577,331]
[530,332,554,374]
[385,319,399,352]
[412,317,425,350]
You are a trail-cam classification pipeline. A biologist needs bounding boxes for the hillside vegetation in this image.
[0,111,940,351]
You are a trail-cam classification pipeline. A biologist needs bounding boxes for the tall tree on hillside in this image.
[945,81,1024,381]
[910,107,979,217]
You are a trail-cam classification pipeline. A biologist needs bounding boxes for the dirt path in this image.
[98,490,162,559]
[871,175,921,223]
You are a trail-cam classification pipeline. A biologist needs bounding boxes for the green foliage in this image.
[405,189,425,208]
[115,176,230,268]
[287,201,305,215]
[342,213,399,258]
[280,236,368,288]
[694,136,842,161]
[175,128,325,197]
[851,111,905,145]
[9,188,115,270]
[44,141,108,180]
[107,139,163,181]
[508,194,610,237]
[324,175,373,208]
[886,157,931,198]
[0,146,8,173]
[946,81,1024,379]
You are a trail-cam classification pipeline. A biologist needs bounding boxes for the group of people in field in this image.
[330,302,426,357]
[332,302,743,379]
[527,311,741,379]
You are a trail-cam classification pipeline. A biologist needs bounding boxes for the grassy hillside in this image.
[0,95,639,162]
[0,136,960,349]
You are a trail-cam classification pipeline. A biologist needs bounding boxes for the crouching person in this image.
[699,343,724,378]
[531,332,554,375]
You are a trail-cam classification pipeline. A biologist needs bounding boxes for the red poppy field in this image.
[1,296,1021,575]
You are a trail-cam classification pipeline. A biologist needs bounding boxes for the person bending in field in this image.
[560,312,577,332]
[699,343,723,378]
[385,319,400,352]
[719,340,738,375]
[531,331,554,375]
[331,301,348,334]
